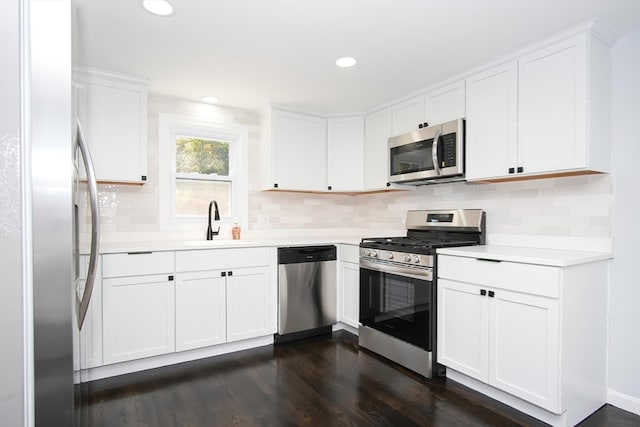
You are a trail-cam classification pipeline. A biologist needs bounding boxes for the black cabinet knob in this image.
[480,289,487,296]
[517,166,524,173]
[508,167,515,174]
[488,290,495,298]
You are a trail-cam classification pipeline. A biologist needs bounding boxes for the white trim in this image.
[84,335,273,381]
[158,113,248,235]
[607,389,640,417]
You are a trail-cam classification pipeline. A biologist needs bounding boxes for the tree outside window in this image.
[174,136,232,218]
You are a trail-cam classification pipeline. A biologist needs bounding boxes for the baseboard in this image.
[332,322,359,335]
[608,388,640,416]
[83,335,274,382]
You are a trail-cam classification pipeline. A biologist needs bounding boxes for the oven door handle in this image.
[360,259,432,281]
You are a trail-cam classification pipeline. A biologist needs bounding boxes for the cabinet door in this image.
[226,267,273,342]
[103,274,175,364]
[391,95,425,136]
[271,109,327,191]
[466,62,518,180]
[424,80,465,125]
[364,108,392,190]
[73,256,103,371]
[437,279,488,382]
[327,116,364,191]
[488,289,560,413]
[175,271,226,352]
[339,261,360,328]
[76,69,148,183]
[518,36,588,174]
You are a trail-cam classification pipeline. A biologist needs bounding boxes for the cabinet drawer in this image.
[102,251,175,278]
[176,247,271,272]
[339,244,360,263]
[438,255,560,298]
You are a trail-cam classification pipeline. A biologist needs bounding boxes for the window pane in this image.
[175,179,230,217]
[176,136,229,176]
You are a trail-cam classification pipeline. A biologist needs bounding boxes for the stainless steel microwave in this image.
[388,118,465,185]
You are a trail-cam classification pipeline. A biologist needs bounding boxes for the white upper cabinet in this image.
[391,95,425,136]
[75,67,148,184]
[269,108,327,191]
[466,61,519,180]
[364,108,392,190]
[518,33,610,176]
[327,116,364,191]
[466,28,612,181]
[424,80,466,125]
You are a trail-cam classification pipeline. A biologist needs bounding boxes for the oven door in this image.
[359,260,433,350]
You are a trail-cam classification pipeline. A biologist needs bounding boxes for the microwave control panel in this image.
[441,133,457,167]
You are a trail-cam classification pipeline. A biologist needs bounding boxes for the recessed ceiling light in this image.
[335,57,357,68]
[142,0,174,17]
[201,96,220,104]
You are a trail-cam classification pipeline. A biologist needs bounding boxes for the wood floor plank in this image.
[85,331,639,427]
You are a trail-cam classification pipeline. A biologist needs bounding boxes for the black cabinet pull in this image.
[517,166,524,173]
[221,271,226,277]
[508,167,515,174]
[274,183,279,188]
[168,275,174,281]
[327,186,332,190]
[127,251,152,255]
[228,271,233,276]
[141,175,147,181]
[476,258,501,263]
[480,289,487,296]
[488,290,495,298]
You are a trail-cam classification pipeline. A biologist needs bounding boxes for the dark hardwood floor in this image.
[84,331,639,426]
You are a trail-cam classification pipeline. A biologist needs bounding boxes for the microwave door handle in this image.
[431,129,442,175]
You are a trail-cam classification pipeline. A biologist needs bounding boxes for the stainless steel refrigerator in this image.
[28,0,100,425]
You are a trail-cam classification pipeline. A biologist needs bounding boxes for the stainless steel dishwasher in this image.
[276,245,337,342]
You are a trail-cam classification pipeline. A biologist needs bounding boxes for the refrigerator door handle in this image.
[76,119,100,329]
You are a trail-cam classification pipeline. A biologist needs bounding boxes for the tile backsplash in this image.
[86,95,613,247]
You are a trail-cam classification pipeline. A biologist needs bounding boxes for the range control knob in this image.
[371,250,378,258]
[412,255,420,263]
[365,249,372,257]
[387,252,394,260]
[404,254,412,262]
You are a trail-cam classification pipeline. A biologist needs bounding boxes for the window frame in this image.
[159,113,248,232]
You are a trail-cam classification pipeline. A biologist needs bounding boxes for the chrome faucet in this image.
[207,200,220,240]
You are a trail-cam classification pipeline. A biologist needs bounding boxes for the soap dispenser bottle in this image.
[232,219,241,240]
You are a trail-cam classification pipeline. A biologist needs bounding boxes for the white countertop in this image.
[437,245,612,267]
[95,236,361,254]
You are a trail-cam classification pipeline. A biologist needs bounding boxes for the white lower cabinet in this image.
[438,278,560,411]
[102,273,176,365]
[226,267,272,342]
[175,248,275,350]
[437,251,608,426]
[102,251,176,365]
[338,244,360,329]
[339,261,360,328]
[175,271,226,352]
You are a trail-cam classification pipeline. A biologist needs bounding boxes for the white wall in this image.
[0,0,27,425]
[608,29,640,414]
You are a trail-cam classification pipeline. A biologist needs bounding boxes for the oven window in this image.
[360,267,432,350]
[390,139,434,176]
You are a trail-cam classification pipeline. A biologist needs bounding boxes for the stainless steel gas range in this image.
[358,209,486,378]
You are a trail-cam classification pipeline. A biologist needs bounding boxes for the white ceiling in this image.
[73,0,640,115]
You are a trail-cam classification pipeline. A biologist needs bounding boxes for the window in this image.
[174,135,232,218]
[159,114,248,230]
